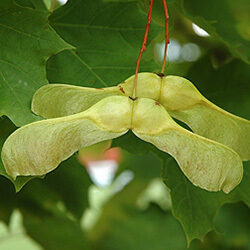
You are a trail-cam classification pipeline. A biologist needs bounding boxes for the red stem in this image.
[161,0,169,74]
[132,0,154,98]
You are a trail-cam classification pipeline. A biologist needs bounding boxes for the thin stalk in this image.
[161,0,169,74]
[132,0,154,98]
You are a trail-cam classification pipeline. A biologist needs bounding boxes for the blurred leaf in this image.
[90,151,162,240]
[22,215,87,250]
[93,204,188,250]
[177,0,250,63]
[47,0,161,87]
[214,203,250,249]
[162,158,250,244]
[0,1,72,126]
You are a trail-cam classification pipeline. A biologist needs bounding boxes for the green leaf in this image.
[47,0,160,87]
[162,158,250,244]
[0,1,73,126]
[177,0,250,63]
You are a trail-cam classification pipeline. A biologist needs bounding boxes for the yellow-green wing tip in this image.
[221,155,243,194]
[177,131,244,194]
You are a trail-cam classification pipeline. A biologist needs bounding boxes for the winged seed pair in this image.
[2,73,249,193]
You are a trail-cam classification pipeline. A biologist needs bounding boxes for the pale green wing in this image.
[161,76,250,161]
[31,84,124,118]
[2,96,132,178]
[132,98,243,193]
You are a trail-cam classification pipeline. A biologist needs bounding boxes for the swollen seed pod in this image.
[121,72,161,100]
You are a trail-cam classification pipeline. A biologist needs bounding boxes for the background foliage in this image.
[0,0,249,249]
